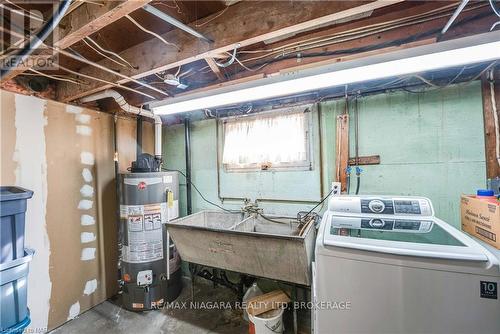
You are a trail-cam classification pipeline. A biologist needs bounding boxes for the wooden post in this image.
[335,114,349,193]
[481,71,500,180]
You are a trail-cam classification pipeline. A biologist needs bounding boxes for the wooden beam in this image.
[348,155,380,166]
[335,114,349,193]
[1,0,151,83]
[56,0,404,102]
[222,2,494,84]
[0,78,55,100]
[205,58,225,81]
[482,71,500,179]
[55,0,152,49]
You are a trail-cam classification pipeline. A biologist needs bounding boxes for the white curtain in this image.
[222,112,308,167]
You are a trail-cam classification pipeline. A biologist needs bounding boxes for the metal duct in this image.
[80,89,162,160]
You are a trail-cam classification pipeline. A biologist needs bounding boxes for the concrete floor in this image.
[50,278,309,334]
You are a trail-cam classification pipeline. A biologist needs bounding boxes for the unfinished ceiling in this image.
[1,0,499,114]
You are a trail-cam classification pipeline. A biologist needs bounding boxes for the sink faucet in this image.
[242,199,260,216]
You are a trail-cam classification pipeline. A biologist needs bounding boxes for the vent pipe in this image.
[80,89,162,160]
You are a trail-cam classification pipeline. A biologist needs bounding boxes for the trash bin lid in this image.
[0,186,34,202]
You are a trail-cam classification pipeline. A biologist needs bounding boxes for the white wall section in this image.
[14,94,51,332]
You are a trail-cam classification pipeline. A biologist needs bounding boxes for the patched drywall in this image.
[1,89,154,332]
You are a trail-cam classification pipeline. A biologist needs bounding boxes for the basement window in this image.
[222,107,312,171]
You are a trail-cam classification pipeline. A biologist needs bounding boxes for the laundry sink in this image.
[167,210,315,285]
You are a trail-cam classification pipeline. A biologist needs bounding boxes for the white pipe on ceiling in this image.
[80,89,162,159]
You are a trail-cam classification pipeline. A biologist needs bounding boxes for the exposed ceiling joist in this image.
[1,0,152,83]
[205,58,225,81]
[56,0,404,102]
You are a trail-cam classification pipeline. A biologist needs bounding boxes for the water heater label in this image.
[122,203,166,263]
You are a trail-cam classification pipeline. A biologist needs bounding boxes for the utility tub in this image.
[167,211,315,285]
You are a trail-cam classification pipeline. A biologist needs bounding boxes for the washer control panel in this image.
[329,215,434,233]
[328,196,434,217]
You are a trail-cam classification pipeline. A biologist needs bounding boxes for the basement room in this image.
[1,1,500,333]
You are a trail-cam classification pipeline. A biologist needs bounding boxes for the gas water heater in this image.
[119,166,182,311]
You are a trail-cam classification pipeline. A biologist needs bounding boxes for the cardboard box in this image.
[461,195,500,249]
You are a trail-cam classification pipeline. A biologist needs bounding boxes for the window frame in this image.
[220,106,314,173]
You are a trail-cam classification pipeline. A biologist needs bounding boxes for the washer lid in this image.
[324,215,489,262]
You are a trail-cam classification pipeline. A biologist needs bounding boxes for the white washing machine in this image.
[313,195,500,334]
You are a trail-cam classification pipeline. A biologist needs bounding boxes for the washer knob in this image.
[369,219,385,228]
[368,199,385,213]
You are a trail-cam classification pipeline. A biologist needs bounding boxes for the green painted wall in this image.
[163,82,486,228]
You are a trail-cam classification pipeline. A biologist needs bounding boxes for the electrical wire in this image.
[125,14,180,50]
[238,4,460,62]
[57,64,156,100]
[233,10,492,74]
[162,168,242,213]
[0,24,168,98]
[84,37,136,69]
[0,28,150,97]
[194,6,229,27]
[154,0,183,15]
[300,188,334,222]
[489,0,500,30]
[214,45,239,68]
[206,2,487,77]
[25,68,85,85]
[188,3,489,80]
[240,2,467,57]
[82,38,129,68]
[405,61,498,93]
[162,167,335,223]
[489,0,500,16]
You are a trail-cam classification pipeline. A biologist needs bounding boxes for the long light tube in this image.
[152,34,500,115]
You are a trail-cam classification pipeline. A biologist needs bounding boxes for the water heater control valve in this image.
[137,270,153,286]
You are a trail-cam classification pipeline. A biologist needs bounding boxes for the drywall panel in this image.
[117,118,154,172]
[45,103,109,328]
[0,89,154,332]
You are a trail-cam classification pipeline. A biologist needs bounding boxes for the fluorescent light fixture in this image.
[151,31,500,115]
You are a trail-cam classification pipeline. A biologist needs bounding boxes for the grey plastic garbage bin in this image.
[0,248,34,332]
[0,186,33,263]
